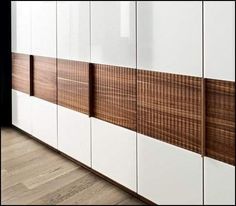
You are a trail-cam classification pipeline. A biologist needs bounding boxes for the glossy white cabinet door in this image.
[204,157,235,205]
[91,1,136,68]
[57,1,90,62]
[58,106,91,167]
[12,89,32,134]
[138,134,202,205]
[11,1,31,54]
[31,1,56,58]
[204,1,235,81]
[31,97,57,149]
[137,1,202,77]
[92,118,136,191]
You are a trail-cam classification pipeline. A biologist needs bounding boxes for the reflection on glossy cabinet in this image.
[204,1,235,81]
[204,157,235,205]
[31,97,57,149]
[137,1,202,77]
[11,1,31,54]
[31,1,56,58]
[58,106,91,167]
[91,1,136,68]
[57,1,90,62]
[91,118,136,191]
[138,133,202,205]
[12,90,32,134]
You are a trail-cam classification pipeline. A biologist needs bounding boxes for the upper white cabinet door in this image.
[57,1,90,62]
[138,134,202,205]
[204,157,235,205]
[204,1,235,81]
[31,1,56,58]
[11,1,31,54]
[12,89,32,134]
[31,97,57,149]
[91,1,136,68]
[58,106,91,167]
[137,1,202,77]
[92,118,136,191]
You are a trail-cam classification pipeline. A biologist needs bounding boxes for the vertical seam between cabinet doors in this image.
[135,0,138,194]
[89,1,93,168]
[56,1,58,150]
[202,1,205,205]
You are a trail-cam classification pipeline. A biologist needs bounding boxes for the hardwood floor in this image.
[1,127,145,205]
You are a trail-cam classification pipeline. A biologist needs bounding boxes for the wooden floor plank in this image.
[1,127,144,205]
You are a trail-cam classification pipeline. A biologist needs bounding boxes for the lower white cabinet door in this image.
[12,89,31,134]
[31,97,57,149]
[138,134,202,205]
[91,118,136,191]
[58,106,91,167]
[204,157,235,205]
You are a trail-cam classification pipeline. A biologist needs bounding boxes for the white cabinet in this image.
[204,158,235,205]
[91,118,136,191]
[11,1,31,54]
[204,1,235,81]
[137,1,202,77]
[31,97,57,149]
[31,1,56,58]
[58,106,91,167]
[91,1,136,68]
[57,1,90,62]
[12,89,32,134]
[138,134,202,205]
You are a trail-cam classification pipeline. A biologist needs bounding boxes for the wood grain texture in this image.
[137,70,202,154]
[57,59,89,115]
[1,127,145,205]
[93,64,136,131]
[205,79,235,165]
[12,53,30,94]
[33,56,56,104]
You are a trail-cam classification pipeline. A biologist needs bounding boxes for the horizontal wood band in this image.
[57,59,89,115]
[205,78,235,165]
[137,70,202,154]
[12,53,30,94]
[33,56,57,104]
[92,63,136,131]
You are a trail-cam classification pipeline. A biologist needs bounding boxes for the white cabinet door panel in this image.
[31,97,57,149]
[137,1,202,77]
[12,89,32,134]
[91,1,136,68]
[31,1,56,58]
[204,157,235,205]
[92,118,136,191]
[58,106,91,167]
[138,133,202,205]
[11,1,31,54]
[204,1,235,81]
[57,1,90,62]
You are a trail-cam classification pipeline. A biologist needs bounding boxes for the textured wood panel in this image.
[12,53,30,94]
[137,70,202,154]
[206,79,235,165]
[93,64,136,131]
[57,59,89,115]
[33,56,56,104]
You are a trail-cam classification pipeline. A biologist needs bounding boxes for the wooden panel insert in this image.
[137,70,202,154]
[12,53,30,94]
[33,56,56,104]
[206,79,235,165]
[57,59,89,115]
[93,64,136,131]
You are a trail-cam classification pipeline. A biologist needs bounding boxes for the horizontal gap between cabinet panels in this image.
[11,125,156,206]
